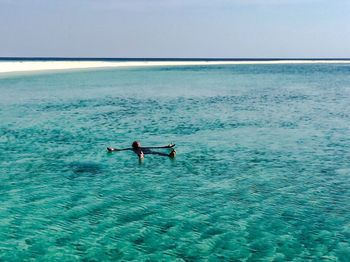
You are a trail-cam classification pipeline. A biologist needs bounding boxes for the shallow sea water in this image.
[1,64,350,261]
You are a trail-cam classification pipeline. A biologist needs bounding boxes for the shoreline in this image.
[1,60,350,74]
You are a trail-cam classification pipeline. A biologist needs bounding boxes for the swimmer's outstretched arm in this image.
[141,143,175,150]
[107,147,132,152]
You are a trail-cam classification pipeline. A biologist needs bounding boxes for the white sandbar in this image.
[1,60,350,74]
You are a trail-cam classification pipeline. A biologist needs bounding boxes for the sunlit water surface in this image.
[1,64,350,261]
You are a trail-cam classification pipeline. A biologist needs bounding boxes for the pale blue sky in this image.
[1,0,349,58]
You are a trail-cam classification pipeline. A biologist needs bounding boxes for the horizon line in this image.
[1,57,350,61]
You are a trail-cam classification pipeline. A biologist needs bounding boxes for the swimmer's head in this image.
[132,141,141,149]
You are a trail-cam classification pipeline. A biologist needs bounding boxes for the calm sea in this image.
[1,63,350,261]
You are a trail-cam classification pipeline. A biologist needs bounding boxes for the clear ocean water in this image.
[1,63,350,261]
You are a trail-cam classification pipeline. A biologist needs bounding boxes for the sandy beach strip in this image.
[1,60,350,74]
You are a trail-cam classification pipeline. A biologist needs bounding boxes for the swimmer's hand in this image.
[138,151,144,159]
[107,147,122,152]
[167,143,176,148]
[169,149,176,158]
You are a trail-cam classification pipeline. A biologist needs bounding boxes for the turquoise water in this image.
[1,64,350,261]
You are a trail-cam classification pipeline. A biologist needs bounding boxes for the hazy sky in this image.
[1,0,349,58]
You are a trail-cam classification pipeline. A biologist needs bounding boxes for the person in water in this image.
[107,141,176,159]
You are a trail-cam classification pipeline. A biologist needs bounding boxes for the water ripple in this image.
[1,64,350,260]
